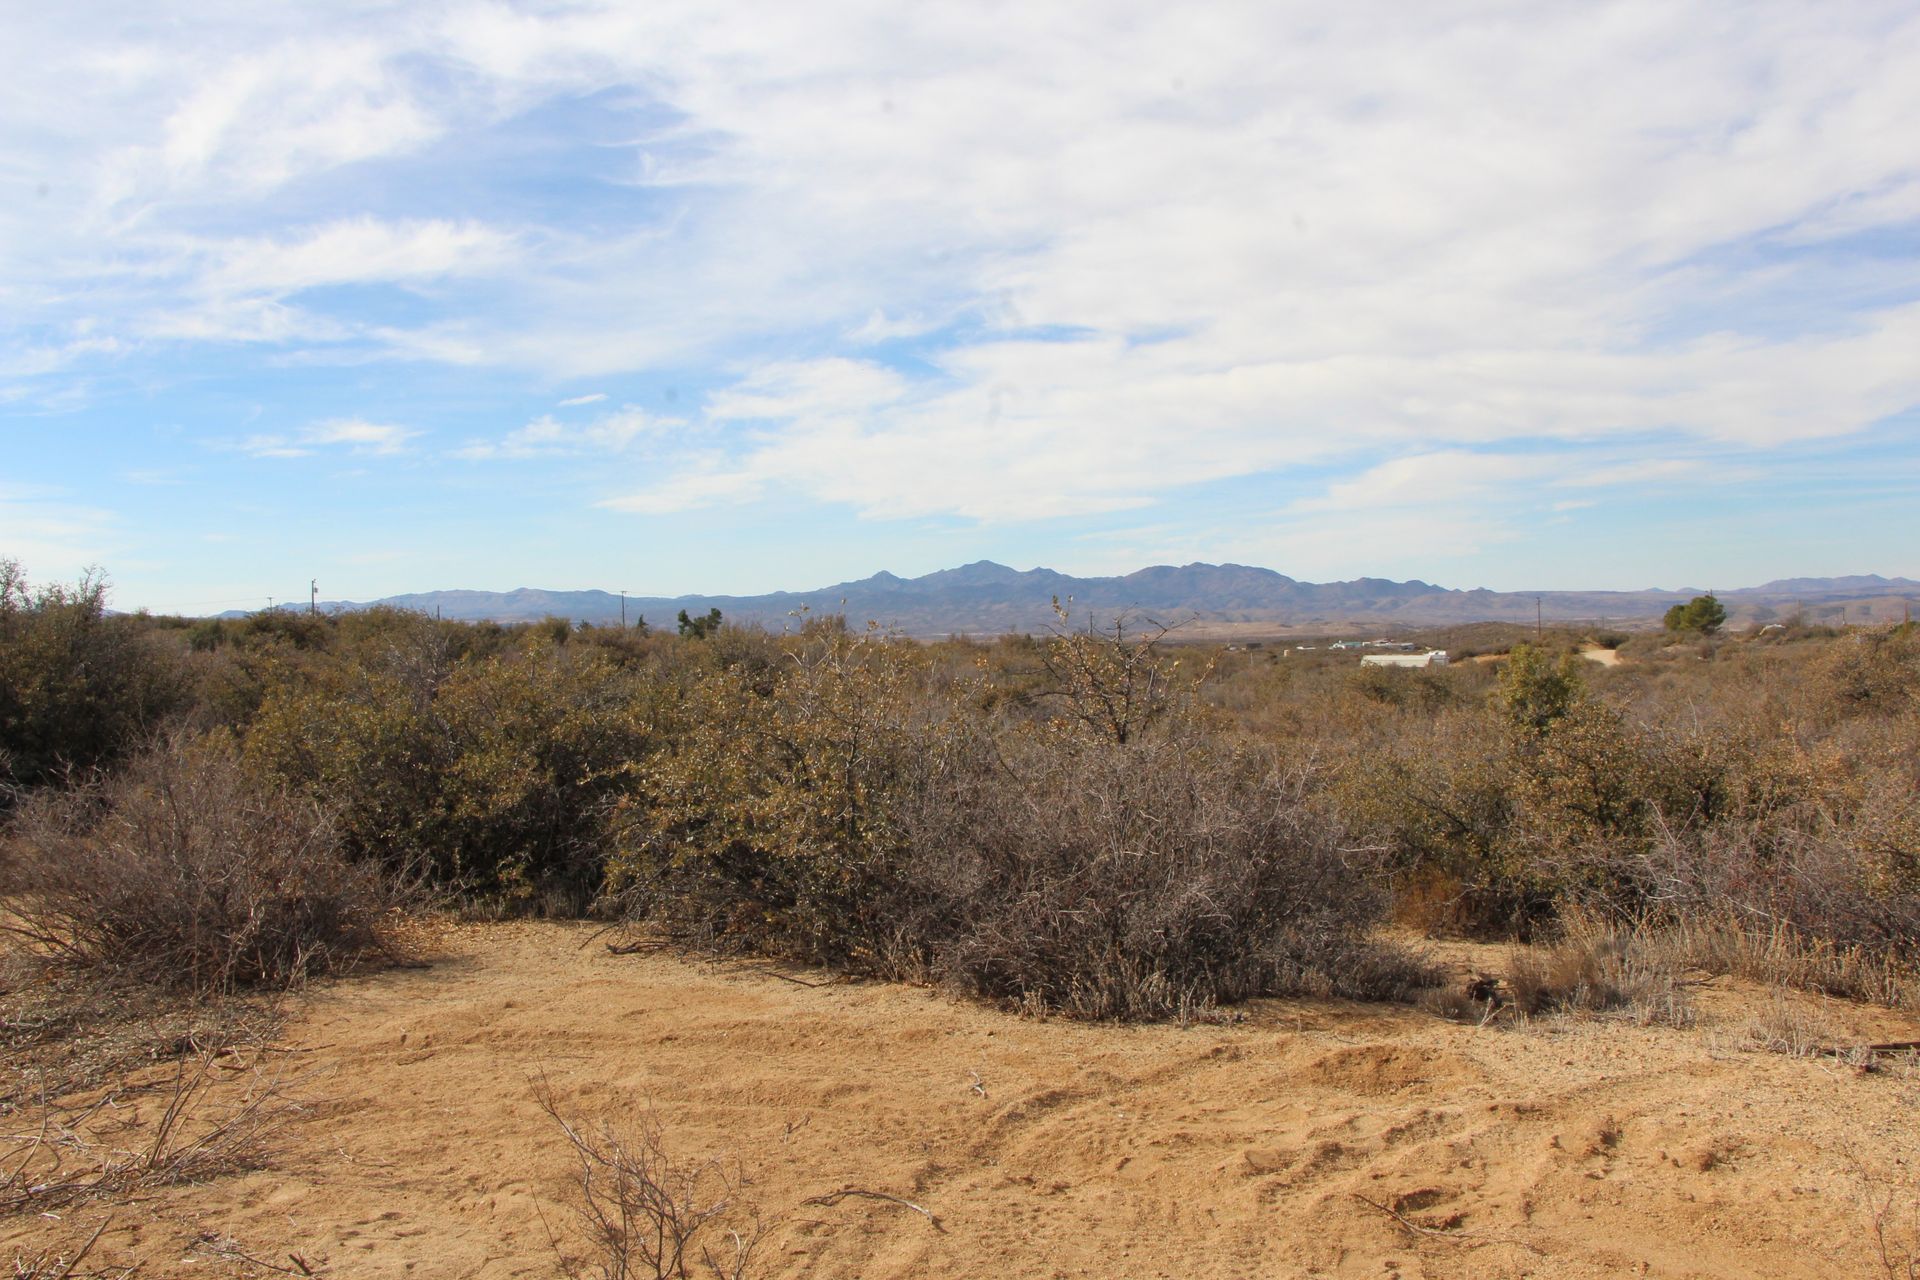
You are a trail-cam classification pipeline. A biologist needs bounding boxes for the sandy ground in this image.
[9,921,1920,1279]
[1578,646,1624,667]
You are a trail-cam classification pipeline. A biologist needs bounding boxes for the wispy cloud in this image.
[4,3,1918,605]
[238,419,419,459]
[195,218,517,298]
[455,407,673,460]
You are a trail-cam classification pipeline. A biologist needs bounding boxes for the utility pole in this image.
[620,589,627,630]
[310,579,317,617]
[267,596,274,613]
[1536,595,1542,642]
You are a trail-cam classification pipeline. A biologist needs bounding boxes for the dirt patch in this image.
[8,920,1919,1278]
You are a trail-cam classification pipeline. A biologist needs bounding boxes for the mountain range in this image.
[245,563,1920,636]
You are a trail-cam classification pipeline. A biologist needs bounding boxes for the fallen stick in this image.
[731,964,832,988]
[1349,1194,1544,1255]
[801,1188,945,1233]
[1350,1194,1474,1244]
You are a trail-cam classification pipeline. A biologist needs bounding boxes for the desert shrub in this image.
[1033,605,1207,745]
[1495,642,1585,733]
[240,607,330,650]
[0,734,394,991]
[538,1085,763,1280]
[247,639,659,905]
[1507,699,1665,907]
[609,629,937,963]
[0,561,180,794]
[1345,663,1458,711]
[1336,710,1544,937]
[902,719,1426,1019]
[1818,626,1920,716]
[614,625,1424,1019]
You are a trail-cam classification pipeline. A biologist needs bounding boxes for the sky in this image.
[3,1,1918,615]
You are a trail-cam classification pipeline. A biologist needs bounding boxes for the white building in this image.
[1360,650,1450,668]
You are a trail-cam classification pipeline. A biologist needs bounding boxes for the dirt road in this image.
[11,921,1919,1278]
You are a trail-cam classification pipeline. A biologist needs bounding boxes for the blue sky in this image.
[4,2,1918,614]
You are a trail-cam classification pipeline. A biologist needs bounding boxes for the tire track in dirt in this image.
[9,920,1916,1279]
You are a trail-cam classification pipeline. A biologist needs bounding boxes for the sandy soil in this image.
[1578,646,1624,667]
[9,921,1920,1279]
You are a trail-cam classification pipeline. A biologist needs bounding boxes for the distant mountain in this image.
[243,563,1920,635]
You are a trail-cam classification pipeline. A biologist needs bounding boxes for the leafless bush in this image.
[899,724,1433,1020]
[1,734,399,993]
[1619,810,1920,1007]
[536,1084,762,1280]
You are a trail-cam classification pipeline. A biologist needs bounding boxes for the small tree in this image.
[1663,593,1726,635]
[1034,599,1205,745]
[1496,643,1584,734]
[677,607,723,640]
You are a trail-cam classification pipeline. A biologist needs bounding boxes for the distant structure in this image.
[1360,650,1450,668]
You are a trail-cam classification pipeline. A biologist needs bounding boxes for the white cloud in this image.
[557,393,608,407]
[455,406,672,459]
[239,419,419,459]
[6,1,1920,535]
[196,218,517,298]
[601,462,764,515]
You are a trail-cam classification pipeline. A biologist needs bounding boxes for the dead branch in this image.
[800,1187,945,1233]
[1349,1193,1543,1255]
[606,939,669,956]
[726,964,831,988]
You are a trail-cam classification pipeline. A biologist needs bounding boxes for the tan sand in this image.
[9,920,1919,1278]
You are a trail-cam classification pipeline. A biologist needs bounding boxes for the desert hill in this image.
[262,563,1920,635]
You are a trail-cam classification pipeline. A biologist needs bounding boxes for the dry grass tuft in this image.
[1738,994,1844,1059]
[2,1055,295,1218]
[1503,919,1694,1027]
[1660,914,1918,1010]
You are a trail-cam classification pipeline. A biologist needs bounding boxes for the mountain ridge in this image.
[224,562,1920,634]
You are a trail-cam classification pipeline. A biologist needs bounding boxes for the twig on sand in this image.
[19,1216,114,1280]
[190,1243,322,1280]
[728,964,831,988]
[1349,1193,1544,1254]
[192,1233,327,1275]
[801,1187,945,1233]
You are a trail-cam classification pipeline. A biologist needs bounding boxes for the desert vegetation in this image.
[5,557,1920,1275]
[4,557,1918,1021]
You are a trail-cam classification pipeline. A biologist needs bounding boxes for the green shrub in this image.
[609,629,935,963]
[1663,593,1727,635]
[0,561,180,794]
[1495,643,1584,733]
[248,640,658,906]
